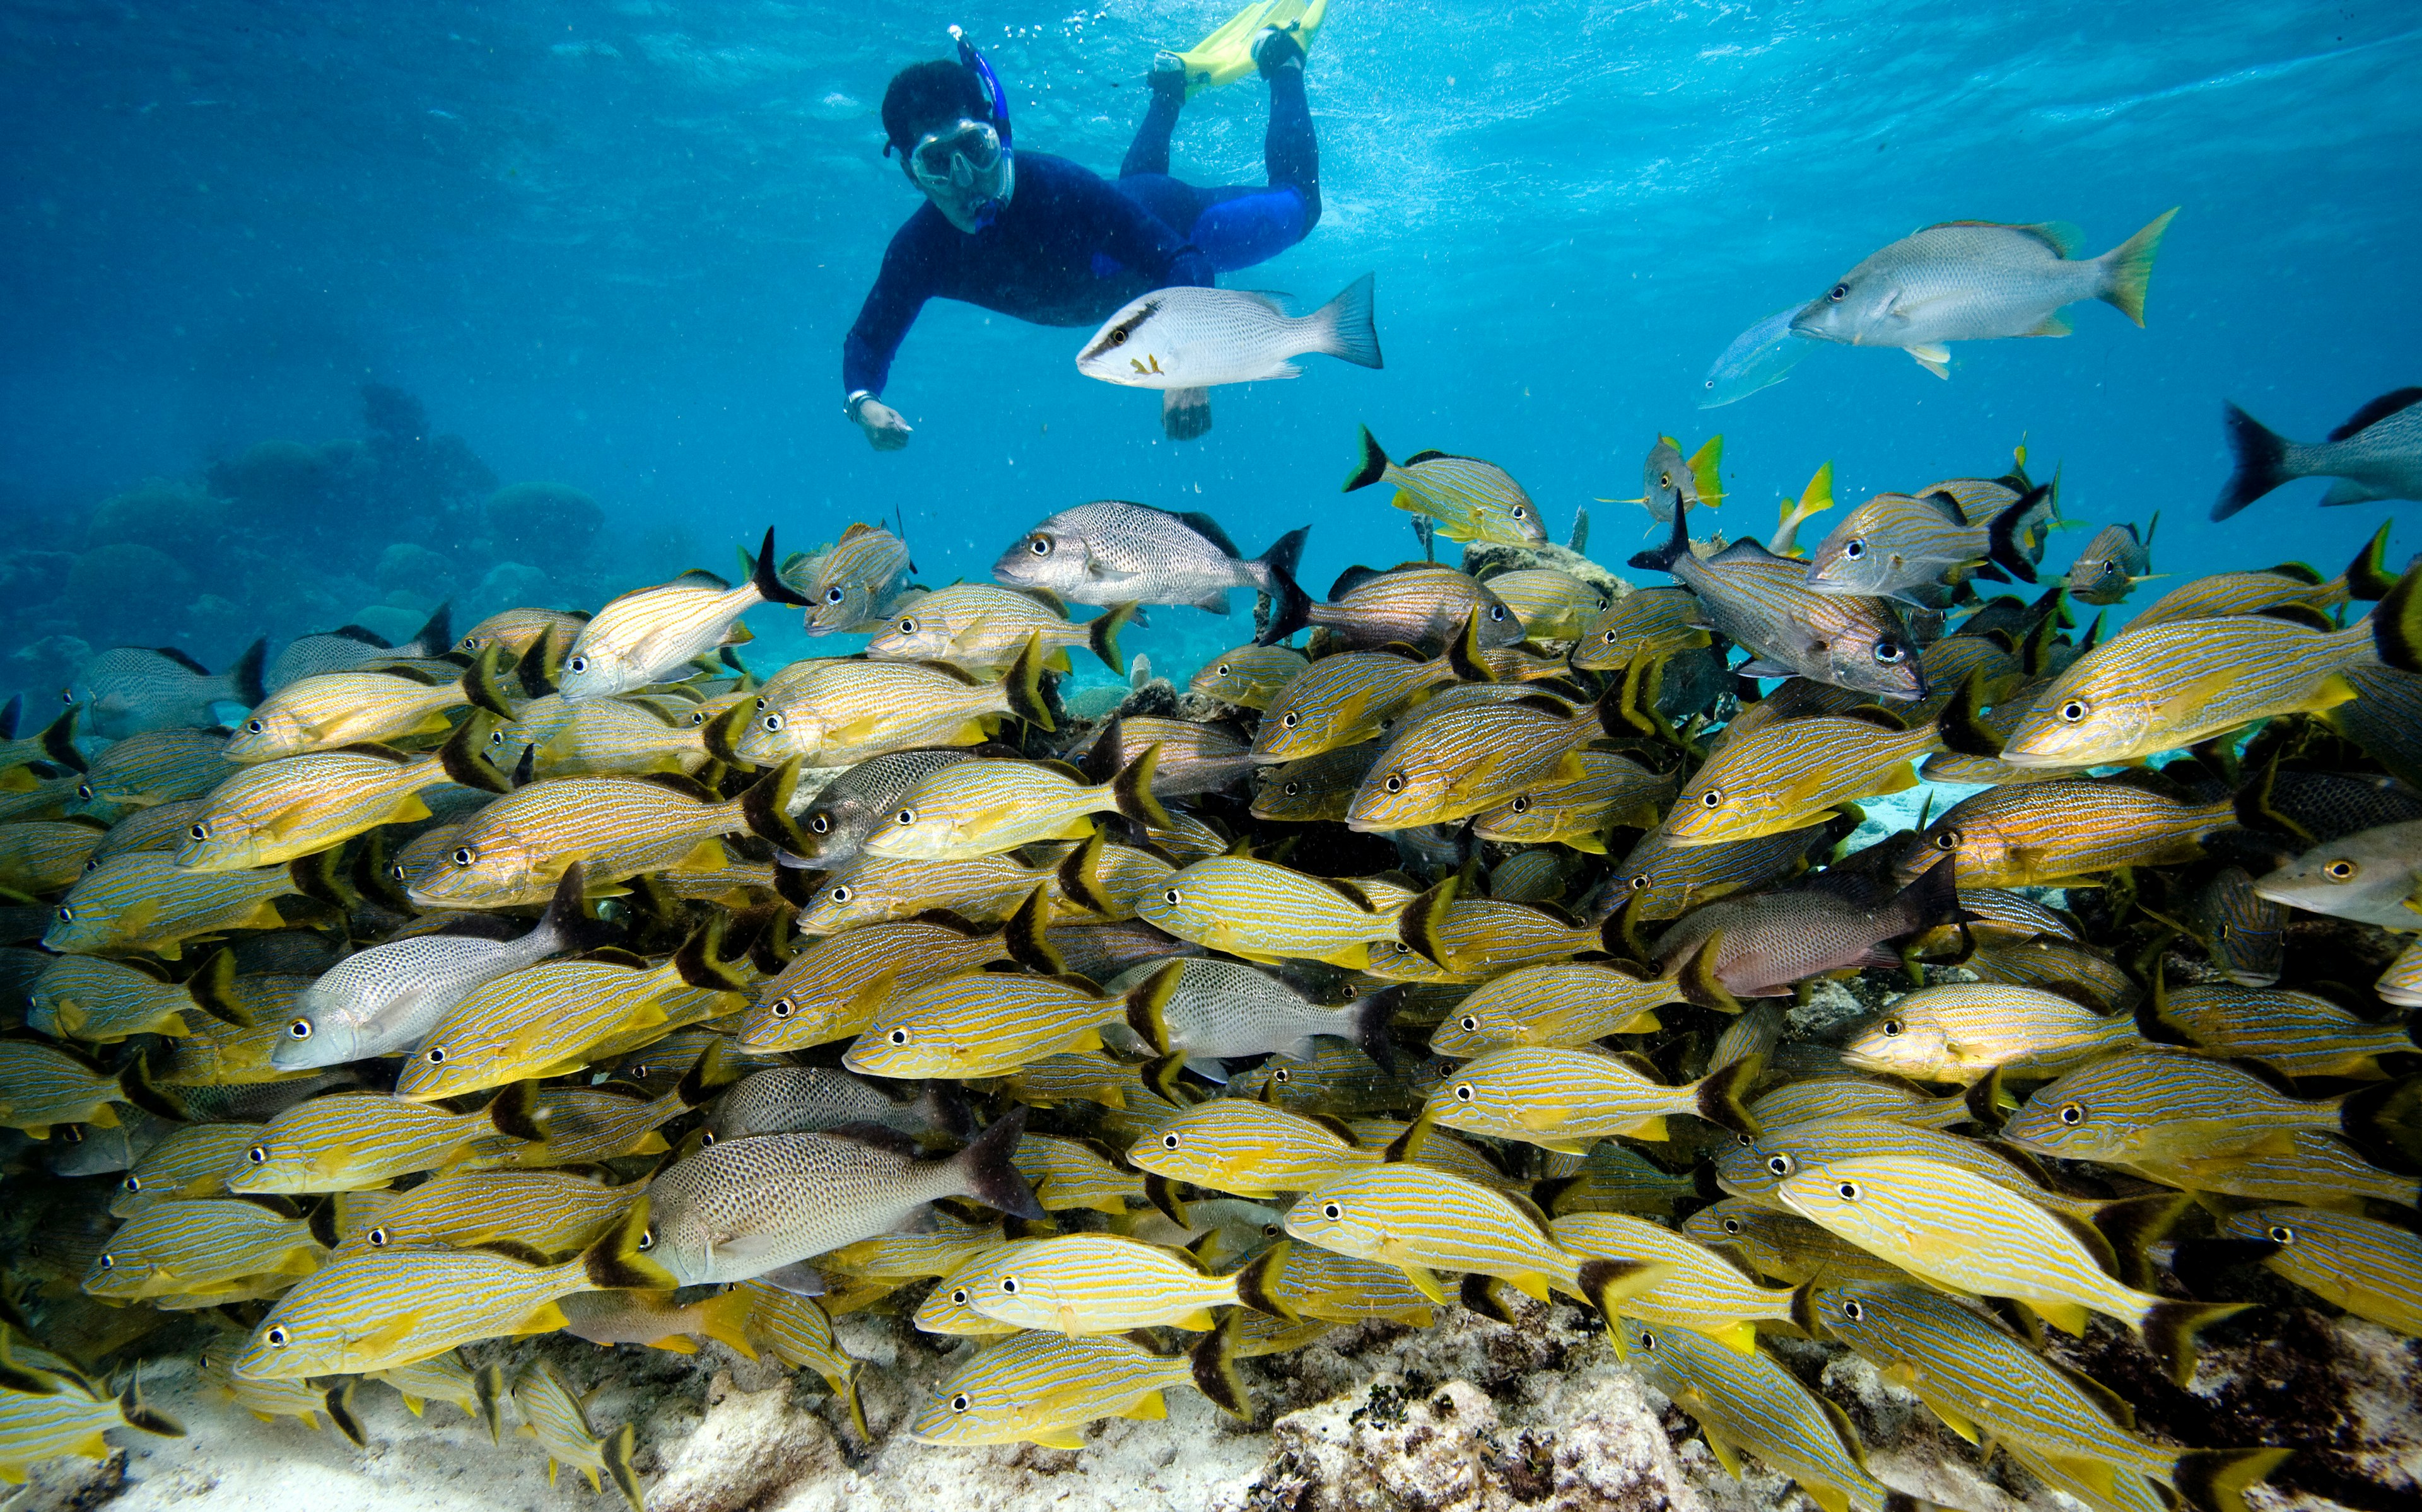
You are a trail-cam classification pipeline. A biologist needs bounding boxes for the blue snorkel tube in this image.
[949,25,1013,229]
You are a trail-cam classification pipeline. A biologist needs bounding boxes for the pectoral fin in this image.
[1907,344,1951,379]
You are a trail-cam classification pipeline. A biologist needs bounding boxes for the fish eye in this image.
[188,823,208,840]
[97,1253,114,1271]
[2324,859,2357,881]
[763,713,785,731]
[1163,889,1182,906]
[1931,829,1960,852]
[1489,606,1507,622]
[54,905,72,922]
[1284,781,1302,796]
[1454,1083,1474,1102]
[824,587,845,605]
[1722,1217,1743,1234]
[1110,329,1128,347]
[895,810,915,825]
[1628,874,1650,891]
[700,1132,717,1146]
[452,846,476,866]
[830,886,853,903]
[1766,1154,1794,1177]
[1659,472,1673,489]
[951,1393,971,1412]
[247,1146,268,1165]
[638,1226,657,1252]
[1638,1330,1658,1351]
[1875,641,1905,664]
[122,1175,141,1192]
[1844,540,1865,560]
[1513,507,1528,520]
[1216,663,1231,676]
[1029,537,1053,557]
[2267,1224,2296,1244]
[245,719,264,734]
[1843,1300,1865,1321]
[1322,1202,1342,1219]
[1273,1067,1292,1083]
[770,998,796,1020]
[999,1277,1019,1294]
[951,1288,969,1305]
[287,1020,312,1040]
[888,1028,908,1045]
[1828,283,1848,301]
[1281,712,1300,729]
[1458,1015,1478,1032]
[1735,1132,1753,1148]
[1836,1180,1859,1200]
[690,710,707,725]
[367,1227,389,1247]
[1699,788,1722,808]
[900,619,918,634]
[1162,1132,1179,1149]
[2059,700,2088,723]
[2059,1103,2084,1125]
[389,864,407,883]
[810,814,831,834]
[77,784,95,801]
[1510,796,1530,814]
[755,696,769,710]
[266,1327,289,1348]
[488,730,506,748]
[426,1047,447,1064]
[566,655,590,674]
[1384,773,1406,794]
[1881,1019,1902,1037]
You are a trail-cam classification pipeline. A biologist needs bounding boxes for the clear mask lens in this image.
[911,120,1001,190]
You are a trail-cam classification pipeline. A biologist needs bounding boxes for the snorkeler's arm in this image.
[843,219,944,402]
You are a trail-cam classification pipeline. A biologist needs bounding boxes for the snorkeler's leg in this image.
[1120,61,1188,180]
[1258,27,1318,224]
[1166,32,1321,274]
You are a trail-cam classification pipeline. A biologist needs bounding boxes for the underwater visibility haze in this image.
[5,1,2422,1508]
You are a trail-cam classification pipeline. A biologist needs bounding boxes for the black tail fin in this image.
[226,637,269,706]
[2170,1449,2291,1512]
[1887,855,1966,940]
[750,526,814,608]
[1694,1054,1761,1136]
[1577,1257,1671,1325]
[1256,528,1314,648]
[600,1421,643,1512]
[2213,403,2293,520]
[1230,1241,1297,1321]
[2093,1191,2193,1291]
[486,1079,545,1142]
[1258,524,1309,584]
[463,644,520,718]
[1002,884,1068,975]
[1342,426,1391,492]
[2341,1073,2422,1166]
[2140,1298,2251,1387]
[1109,744,1174,828]
[739,757,810,851]
[438,712,515,794]
[408,600,453,656]
[917,1083,980,1143]
[1122,961,1183,1055]
[583,1200,676,1290]
[672,911,750,991]
[2366,562,2422,677]
[473,1362,506,1443]
[1447,608,1494,682]
[1190,1312,1251,1419]
[674,1035,749,1108]
[954,1106,1044,1219]
[117,1383,184,1439]
[37,704,84,772]
[322,1380,366,1446]
[1398,873,1457,969]
[1089,602,1137,676]
[1347,987,1399,1073]
[2344,521,2397,602]
[1935,670,2004,758]
[119,1053,190,1122]
[1000,632,1054,731]
[1629,487,1693,574]
[533,861,615,954]
[1986,484,2051,583]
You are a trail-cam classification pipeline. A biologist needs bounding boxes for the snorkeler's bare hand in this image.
[1162,387,1212,441]
[855,397,913,451]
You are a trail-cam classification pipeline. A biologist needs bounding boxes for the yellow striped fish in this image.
[81,1197,324,1302]
[28,953,216,1042]
[556,528,809,702]
[906,1325,1246,1449]
[335,1170,639,1255]
[1777,1156,2241,1380]
[225,668,468,761]
[455,606,589,658]
[524,695,718,777]
[114,1122,262,1213]
[737,1283,867,1438]
[1681,1201,1909,1288]
[510,1358,644,1511]
[821,1213,1006,1282]
[44,852,301,957]
[1745,1076,1972,1131]
[198,1351,362,1443]
[1664,707,1948,847]
[368,1350,503,1439]
[1919,778,2233,887]
[1126,1099,1375,1198]
[1252,1236,1438,1326]
[1467,747,1676,851]
[2153,980,2415,1079]
[0,1039,136,1136]
[150,996,319,1087]
[947,1232,1289,1335]
[1014,1132,1148,1214]
[2127,1130,2419,1212]
[1552,1212,1796,1354]
[1389,881,1622,979]
[841,968,1120,1078]
[0,818,103,893]
[1569,586,1714,672]
[867,750,1169,860]
[1138,856,1409,968]
[231,1203,665,1379]
[1249,742,1382,822]
[1189,643,1309,709]
[1427,1048,1757,1154]
[1286,1161,1594,1304]
[796,850,1087,933]
[867,584,1130,675]
[0,1371,181,1482]
[178,727,505,871]
[1343,427,1547,546]
[737,910,1027,1051]
[77,727,238,806]
[1296,564,1526,655]
[480,1084,691,1166]
[1425,963,1682,1057]
[2216,1207,2421,1338]
[732,639,1051,767]
[1346,692,1587,832]
[798,521,914,634]
[1482,569,1612,640]
[0,699,83,774]
[1608,826,1824,921]
[230,1085,543,1194]
[1840,982,2143,1085]
[1716,1115,2102,1221]
[1999,1047,2407,1165]
[1537,1142,1702,1218]
[1248,649,1458,763]
[992,1052,1150,1111]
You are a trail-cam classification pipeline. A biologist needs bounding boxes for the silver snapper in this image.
[1793,211,2177,378]
[271,865,595,1068]
[2215,388,2422,519]
[993,501,1309,617]
[266,603,453,693]
[1075,274,1381,388]
[1109,957,1397,1071]
[776,748,986,865]
[66,641,267,739]
[641,1108,1041,1285]
[705,1067,971,1144]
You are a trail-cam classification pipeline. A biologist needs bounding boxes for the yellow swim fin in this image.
[1171,0,1326,96]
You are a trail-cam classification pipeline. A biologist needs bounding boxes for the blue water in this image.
[5,1,2419,694]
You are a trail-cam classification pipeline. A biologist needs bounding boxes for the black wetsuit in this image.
[842,66,1320,399]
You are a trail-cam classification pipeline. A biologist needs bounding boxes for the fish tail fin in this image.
[436,710,514,795]
[462,643,520,718]
[1002,884,1067,975]
[2093,1190,2194,1291]
[2344,521,2399,603]
[1190,1311,1252,1420]
[474,1361,506,1443]
[917,1081,980,1143]
[2170,1448,2293,1512]
[672,910,751,992]
[1936,670,2004,757]
[600,1422,643,1512]
[535,861,616,954]
[1311,273,1383,369]
[1089,602,1137,676]
[1398,872,1458,968]
[1577,1257,1672,1327]
[2341,1073,2422,1166]
[119,1052,190,1123]
[1230,1240,1297,1321]
[2213,402,2295,520]
[955,1105,1045,1219]
[1687,435,1724,506]
[2098,206,2177,326]
[693,1286,759,1361]
[1001,632,1055,731]
[1343,426,1391,492]
[1890,854,1967,939]
[323,1380,367,1447]
[486,1078,546,1141]
[1680,932,1745,1013]
[584,1199,676,1291]
[1447,607,1495,682]
[2139,1299,2251,1387]
[739,755,811,853]
[1628,484,1693,574]
[674,1035,749,1108]
[1694,1053,1762,1136]
[2368,561,2422,676]
[1110,744,1175,828]
[1986,484,2051,583]
[408,600,453,656]
[1256,530,1313,647]
[226,637,269,706]
[1598,893,1654,971]
[1123,961,1183,1055]
[117,1370,184,1440]
[1347,986,1400,1072]
[38,703,85,772]
[750,526,814,608]
[0,692,16,740]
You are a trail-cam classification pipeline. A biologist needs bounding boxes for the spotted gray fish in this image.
[993,500,1308,620]
[265,603,453,693]
[66,642,267,740]
[2215,387,2422,518]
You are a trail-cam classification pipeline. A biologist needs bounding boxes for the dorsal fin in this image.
[152,646,213,675]
[674,568,732,590]
[630,772,720,802]
[331,624,392,648]
[2328,386,2422,442]
[2265,561,2324,585]
[1401,448,1453,465]
[1173,511,1241,559]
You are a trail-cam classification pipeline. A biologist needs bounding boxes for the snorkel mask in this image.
[901,26,1015,233]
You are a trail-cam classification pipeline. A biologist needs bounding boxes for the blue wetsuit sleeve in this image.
[1083,172,1216,288]
[843,221,940,398]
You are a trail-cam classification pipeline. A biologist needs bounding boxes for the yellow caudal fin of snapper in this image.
[2099,207,2179,327]
[1687,436,1724,505]
[1772,460,1834,557]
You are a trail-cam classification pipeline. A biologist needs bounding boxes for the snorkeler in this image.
[843,2,1327,449]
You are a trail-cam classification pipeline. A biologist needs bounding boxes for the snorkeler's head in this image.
[883,44,1015,234]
